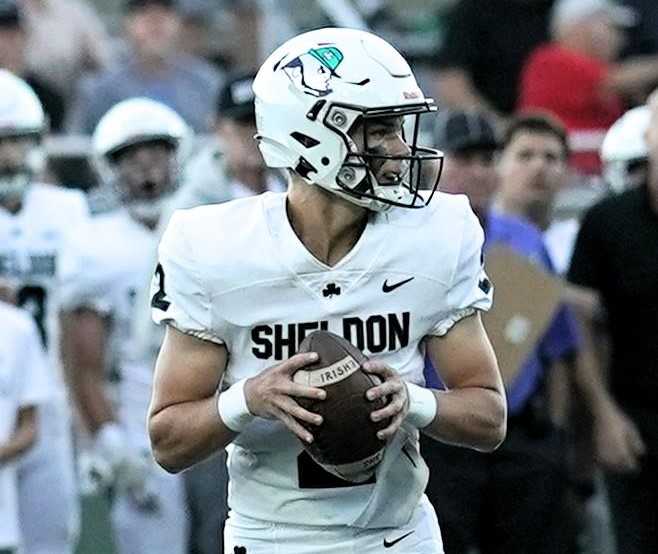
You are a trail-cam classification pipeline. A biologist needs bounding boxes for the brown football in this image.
[294,330,389,481]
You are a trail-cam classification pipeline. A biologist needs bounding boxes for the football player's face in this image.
[497,131,567,215]
[0,135,35,176]
[350,116,411,185]
[126,5,181,58]
[440,148,497,216]
[112,140,176,203]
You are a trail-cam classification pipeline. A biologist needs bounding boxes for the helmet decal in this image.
[282,46,344,97]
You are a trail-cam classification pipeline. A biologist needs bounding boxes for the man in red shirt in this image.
[519,0,658,176]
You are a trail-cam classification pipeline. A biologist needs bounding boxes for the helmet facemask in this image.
[0,133,45,203]
[107,138,179,225]
[322,103,443,212]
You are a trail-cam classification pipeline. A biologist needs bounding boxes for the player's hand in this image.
[594,404,646,473]
[363,360,409,441]
[244,352,327,444]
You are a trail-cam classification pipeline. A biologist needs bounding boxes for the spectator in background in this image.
[492,113,618,554]
[434,0,555,120]
[20,0,114,100]
[176,71,286,210]
[567,87,658,554]
[424,109,580,554]
[493,114,574,265]
[0,0,65,131]
[518,0,658,177]
[69,0,222,134]
[0,298,50,554]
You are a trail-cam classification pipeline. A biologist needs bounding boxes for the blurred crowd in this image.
[1,0,657,553]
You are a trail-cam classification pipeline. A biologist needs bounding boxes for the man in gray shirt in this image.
[69,0,222,134]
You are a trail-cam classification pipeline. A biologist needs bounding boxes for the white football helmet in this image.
[601,106,650,193]
[92,97,192,223]
[254,27,443,212]
[0,70,46,201]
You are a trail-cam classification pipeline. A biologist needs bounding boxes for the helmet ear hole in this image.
[294,157,318,180]
[321,157,330,166]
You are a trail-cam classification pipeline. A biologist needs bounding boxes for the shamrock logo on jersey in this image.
[282,46,344,97]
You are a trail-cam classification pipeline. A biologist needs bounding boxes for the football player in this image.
[148,28,507,554]
[0,297,51,554]
[0,70,85,554]
[60,98,191,554]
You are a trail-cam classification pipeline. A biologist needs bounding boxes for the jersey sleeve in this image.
[151,210,223,344]
[430,208,493,336]
[58,229,114,315]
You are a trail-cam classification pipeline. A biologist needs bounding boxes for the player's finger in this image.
[377,411,405,440]
[273,407,314,443]
[362,360,394,376]
[371,394,406,422]
[278,352,319,374]
[282,381,327,401]
[284,352,320,372]
[274,396,323,426]
[366,379,402,401]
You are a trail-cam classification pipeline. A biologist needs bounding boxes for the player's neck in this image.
[286,178,368,267]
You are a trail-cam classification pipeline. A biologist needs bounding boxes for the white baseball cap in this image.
[551,0,637,35]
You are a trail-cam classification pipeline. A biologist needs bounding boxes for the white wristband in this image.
[406,383,438,429]
[217,378,255,432]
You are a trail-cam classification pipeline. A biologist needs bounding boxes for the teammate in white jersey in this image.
[60,98,191,554]
[0,300,50,554]
[0,70,85,554]
[149,28,507,553]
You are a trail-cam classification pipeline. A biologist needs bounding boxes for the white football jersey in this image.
[152,191,492,526]
[64,208,161,447]
[0,302,50,549]
[0,183,90,384]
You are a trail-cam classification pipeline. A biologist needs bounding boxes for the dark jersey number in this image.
[17,285,48,346]
[151,263,171,311]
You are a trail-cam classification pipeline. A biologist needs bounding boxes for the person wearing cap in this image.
[518,0,658,176]
[0,0,66,131]
[170,71,286,210]
[422,109,580,554]
[68,0,222,134]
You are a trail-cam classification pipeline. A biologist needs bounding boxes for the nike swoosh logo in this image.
[384,530,415,548]
[382,277,414,293]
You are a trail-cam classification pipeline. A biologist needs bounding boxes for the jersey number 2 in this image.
[151,263,171,311]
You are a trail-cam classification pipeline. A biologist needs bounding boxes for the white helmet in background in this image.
[254,27,443,212]
[92,97,192,224]
[601,105,650,193]
[0,70,46,201]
